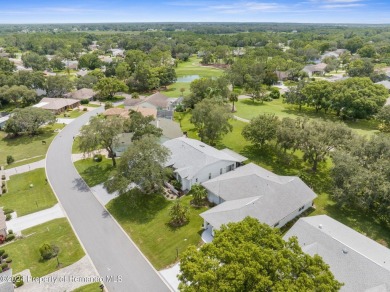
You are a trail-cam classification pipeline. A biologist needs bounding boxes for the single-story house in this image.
[110,49,125,58]
[66,88,96,101]
[200,163,317,235]
[103,108,129,118]
[33,98,80,114]
[62,60,79,70]
[303,63,327,77]
[284,215,390,292]
[99,56,113,64]
[77,69,89,77]
[132,107,157,119]
[163,137,247,191]
[124,92,170,110]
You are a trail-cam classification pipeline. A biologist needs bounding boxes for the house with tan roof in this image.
[66,88,96,101]
[303,63,327,77]
[33,98,80,114]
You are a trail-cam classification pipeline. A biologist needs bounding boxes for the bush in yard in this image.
[93,154,103,162]
[83,108,88,111]
[39,243,56,260]
[80,99,89,105]
[7,230,13,234]
[1,263,7,271]
[1,175,5,180]
[2,253,8,259]
[3,209,13,215]
[6,155,14,165]
[169,199,189,227]
[5,214,11,221]
[0,250,4,257]
[5,258,12,263]
[13,275,24,287]
[40,244,59,260]
[269,87,280,99]
[5,234,14,241]
[104,101,113,110]
[1,187,6,194]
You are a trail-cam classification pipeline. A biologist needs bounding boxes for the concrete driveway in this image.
[46,107,170,292]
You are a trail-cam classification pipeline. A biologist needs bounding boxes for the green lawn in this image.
[72,282,102,292]
[165,56,223,97]
[6,218,85,277]
[57,109,85,119]
[107,193,207,270]
[0,168,57,216]
[176,111,390,247]
[72,137,82,154]
[235,98,379,137]
[0,123,65,169]
[74,158,117,187]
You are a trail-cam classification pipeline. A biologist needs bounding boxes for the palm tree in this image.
[191,184,207,206]
[229,92,239,112]
[169,199,189,226]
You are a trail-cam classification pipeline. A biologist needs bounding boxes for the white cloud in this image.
[321,3,365,8]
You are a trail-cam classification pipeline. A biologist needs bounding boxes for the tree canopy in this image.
[179,217,342,291]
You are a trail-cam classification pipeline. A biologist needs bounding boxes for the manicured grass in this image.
[107,193,207,270]
[0,168,57,216]
[6,218,85,277]
[235,98,379,136]
[72,137,82,154]
[74,158,117,187]
[176,111,390,247]
[165,56,223,97]
[4,156,44,170]
[0,123,64,169]
[57,109,85,119]
[72,282,102,292]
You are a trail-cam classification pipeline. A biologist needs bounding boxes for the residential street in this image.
[46,107,171,292]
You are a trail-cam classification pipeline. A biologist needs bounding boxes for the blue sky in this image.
[0,0,389,24]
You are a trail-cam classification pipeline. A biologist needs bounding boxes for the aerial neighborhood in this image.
[0,8,390,292]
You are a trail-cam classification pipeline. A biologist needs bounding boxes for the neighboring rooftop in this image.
[34,98,80,111]
[163,137,247,180]
[66,88,96,100]
[200,163,317,229]
[284,215,390,292]
[124,92,170,109]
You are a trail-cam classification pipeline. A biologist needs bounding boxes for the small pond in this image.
[176,75,200,83]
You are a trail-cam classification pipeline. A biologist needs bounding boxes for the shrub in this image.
[269,88,280,99]
[39,243,55,260]
[104,101,113,110]
[5,214,11,221]
[6,155,14,165]
[7,230,13,235]
[2,253,8,259]
[1,175,5,180]
[93,154,103,162]
[3,209,13,215]
[1,182,5,187]
[1,263,7,270]
[0,250,5,257]
[80,99,89,105]
[5,234,15,241]
[5,258,12,263]
[1,187,6,194]
[13,275,23,287]
[83,108,88,111]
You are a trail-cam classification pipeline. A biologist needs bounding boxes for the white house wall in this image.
[188,160,236,190]
[276,201,313,228]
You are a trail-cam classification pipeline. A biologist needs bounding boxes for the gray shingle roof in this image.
[123,92,170,109]
[284,215,390,292]
[163,137,247,180]
[376,80,390,90]
[200,163,317,228]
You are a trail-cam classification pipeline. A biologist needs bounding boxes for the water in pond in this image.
[176,75,200,83]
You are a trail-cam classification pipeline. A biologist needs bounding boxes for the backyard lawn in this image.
[107,193,207,270]
[0,123,65,169]
[6,218,85,277]
[74,158,117,187]
[0,168,57,216]
[235,98,379,137]
[176,111,390,247]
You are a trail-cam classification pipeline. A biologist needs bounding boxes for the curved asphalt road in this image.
[46,108,171,292]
